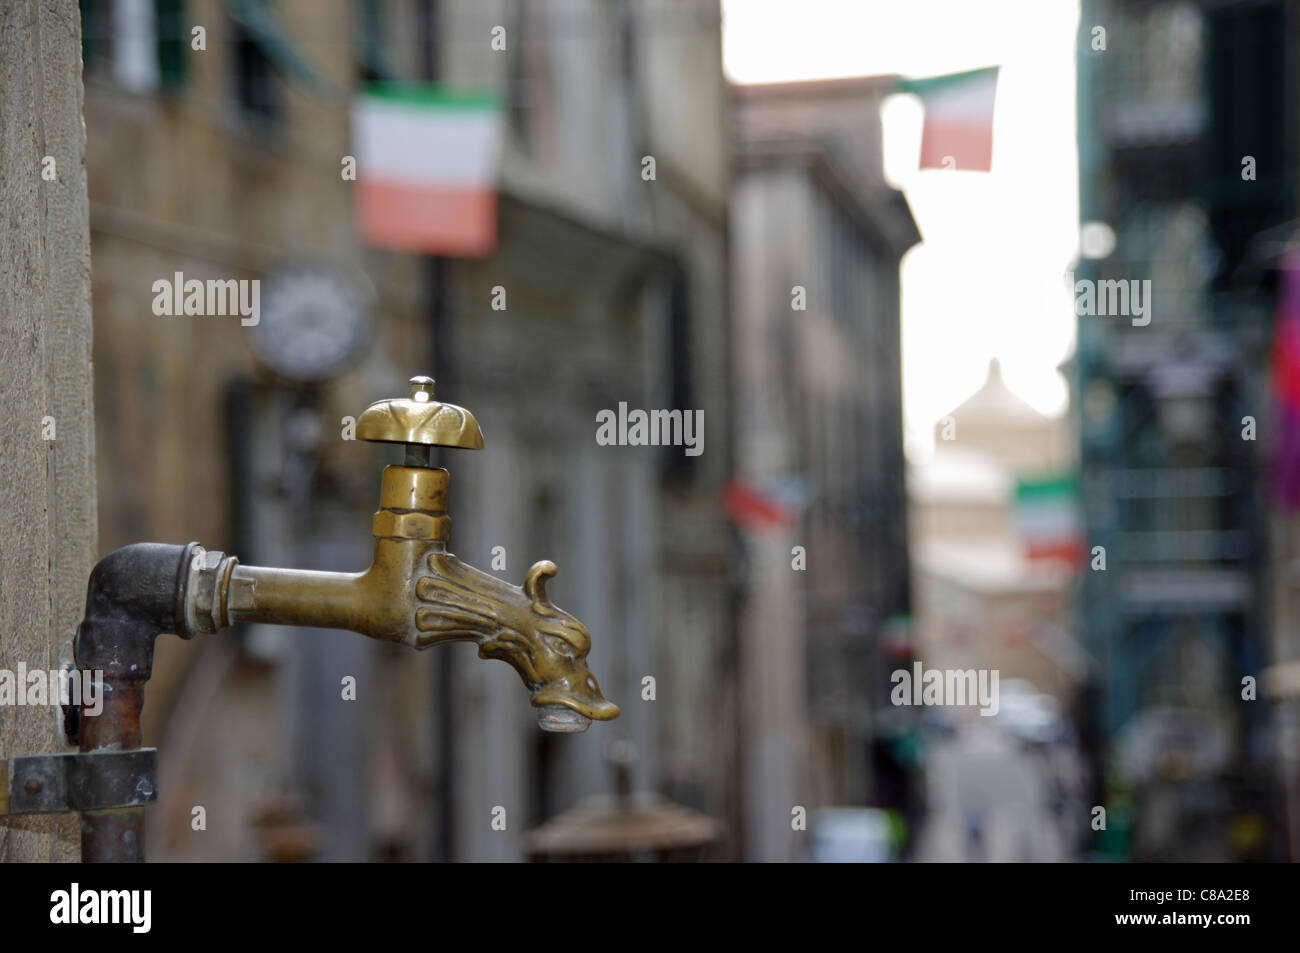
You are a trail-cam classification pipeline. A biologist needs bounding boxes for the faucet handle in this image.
[356,375,485,453]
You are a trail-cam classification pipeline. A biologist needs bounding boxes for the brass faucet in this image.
[68,375,617,861]
[187,375,620,732]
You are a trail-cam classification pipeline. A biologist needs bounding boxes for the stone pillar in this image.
[0,0,97,862]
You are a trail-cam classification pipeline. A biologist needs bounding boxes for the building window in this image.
[357,0,396,83]
[111,0,158,91]
[231,4,282,122]
[225,0,330,125]
[155,0,187,89]
[79,0,187,92]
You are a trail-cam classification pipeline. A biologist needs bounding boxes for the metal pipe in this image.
[73,542,196,862]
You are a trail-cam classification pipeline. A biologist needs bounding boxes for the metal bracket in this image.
[0,749,157,816]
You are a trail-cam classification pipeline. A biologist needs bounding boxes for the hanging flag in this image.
[722,477,798,531]
[1271,251,1300,508]
[898,67,999,172]
[351,85,504,257]
[1012,475,1085,563]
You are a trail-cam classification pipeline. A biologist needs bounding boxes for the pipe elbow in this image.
[73,541,198,681]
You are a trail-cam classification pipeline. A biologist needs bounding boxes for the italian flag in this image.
[722,477,797,531]
[1013,476,1085,563]
[898,67,999,172]
[351,86,504,257]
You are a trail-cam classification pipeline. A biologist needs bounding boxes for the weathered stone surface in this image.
[0,0,96,862]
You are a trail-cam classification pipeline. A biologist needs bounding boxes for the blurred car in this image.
[807,807,899,862]
[992,679,1065,744]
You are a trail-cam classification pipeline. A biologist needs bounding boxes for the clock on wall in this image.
[249,266,374,384]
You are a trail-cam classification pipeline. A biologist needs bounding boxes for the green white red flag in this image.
[898,67,999,172]
[351,86,504,257]
[1012,475,1084,563]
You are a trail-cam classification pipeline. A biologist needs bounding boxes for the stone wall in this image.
[0,0,97,863]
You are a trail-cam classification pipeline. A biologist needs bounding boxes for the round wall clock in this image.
[249,266,373,383]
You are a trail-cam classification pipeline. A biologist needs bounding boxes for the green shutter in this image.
[79,0,104,71]
[156,0,188,90]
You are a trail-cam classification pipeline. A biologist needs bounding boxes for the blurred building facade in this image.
[910,359,1085,709]
[730,77,918,861]
[1075,0,1293,860]
[1255,7,1300,866]
[79,0,735,860]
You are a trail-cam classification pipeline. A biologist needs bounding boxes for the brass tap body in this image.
[185,377,619,730]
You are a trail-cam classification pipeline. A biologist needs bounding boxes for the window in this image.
[79,0,187,92]
[225,0,328,124]
[357,0,397,84]
[155,0,187,89]
[231,2,282,121]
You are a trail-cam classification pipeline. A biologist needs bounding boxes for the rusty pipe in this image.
[72,542,198,863]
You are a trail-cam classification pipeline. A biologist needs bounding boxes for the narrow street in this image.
[916,722,1079,862]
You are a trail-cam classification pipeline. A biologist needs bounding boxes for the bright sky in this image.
[722,0,1081,459]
